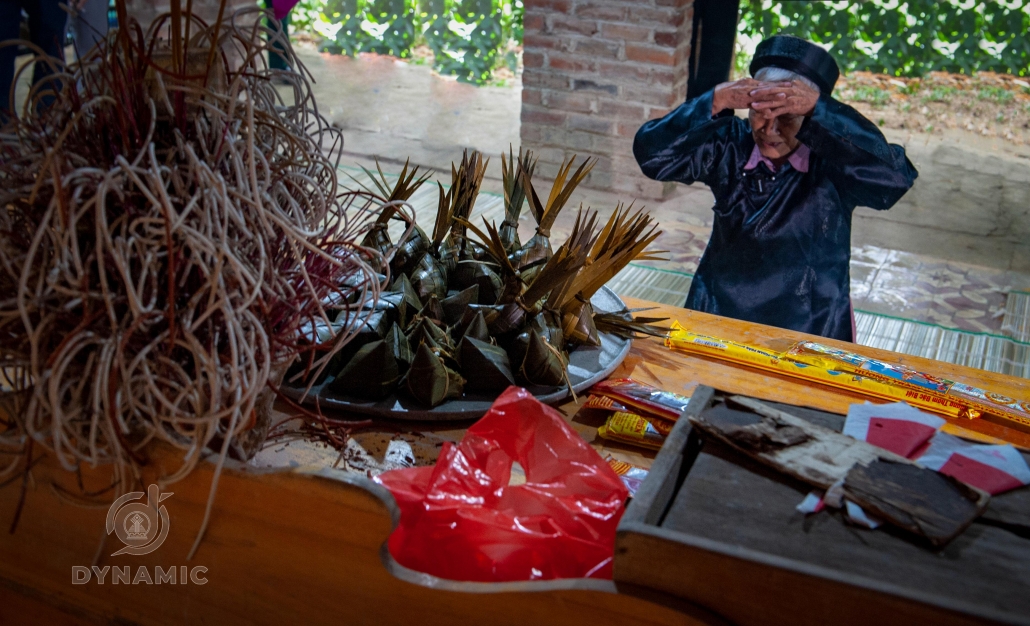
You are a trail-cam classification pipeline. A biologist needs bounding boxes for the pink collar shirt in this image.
[743,142,810,173]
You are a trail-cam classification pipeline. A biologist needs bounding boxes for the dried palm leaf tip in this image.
[593,308,671,339]
[554,204,665,345]
[511,154,594,270]
[447,149,489,247]
[523,155,596,239]
[356,158,433,206]
[0,0,384,555]
[353,158,432,252]
[560,203,665,307]
[500,145,537,253]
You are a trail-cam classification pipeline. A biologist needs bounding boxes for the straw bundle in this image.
[0,1,383,552]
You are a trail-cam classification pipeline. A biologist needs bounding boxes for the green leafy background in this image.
[293,0,522,85]
[737,1,1030,77]
[290,0,1029,86]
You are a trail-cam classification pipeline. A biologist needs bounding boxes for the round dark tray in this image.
[280,287,632,421]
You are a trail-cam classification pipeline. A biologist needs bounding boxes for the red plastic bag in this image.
[375,386,629,582]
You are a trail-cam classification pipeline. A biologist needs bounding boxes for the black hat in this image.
[749,35,839,94]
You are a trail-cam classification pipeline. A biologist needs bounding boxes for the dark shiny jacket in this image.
[634,90,918,341]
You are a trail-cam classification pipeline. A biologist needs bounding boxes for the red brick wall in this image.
[520,0,695,199]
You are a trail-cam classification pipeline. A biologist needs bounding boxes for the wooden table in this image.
[2,299,1027,625]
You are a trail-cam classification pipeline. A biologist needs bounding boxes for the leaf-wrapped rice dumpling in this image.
[449,261,503,305]
[511,328,567,388]
[289,308,391,386]
[323,271,386,309]
[487,301,527,336]
[456,310,492,343]
[360,222,393,274]
[453,218,531,327]
[388,274,423,327]
[355,159,432,273]
[510,233,553,270]
[528,310,564,348]
[463,240,491,262]
[328,340,400,400]
[441,285,479,326]
[492,208,596,337]
[459,337,515,392]
[384,322,414,373]
[512,155,595,269]
[407,315,454,353]
[561,299,600,347]
[298,318,337,345]
[552,205,663,344]
[446,257,479,291]
[517,263,543,288]
[364,292,409,328]
[418,294,446,325]
[458,304,503,332]
[406,343,465,407]
[437,232,460,273]
[435,149,488,273]
[390,222,431,277]
[333,308,391,347]
[409,251,448,302]
[325,309,392,379]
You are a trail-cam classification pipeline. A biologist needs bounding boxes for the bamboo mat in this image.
[1002,291,1030,343]
[855,311,1030,379]
[339,165,1030,380]
[606,264,694,307]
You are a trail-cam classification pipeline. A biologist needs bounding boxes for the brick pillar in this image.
[520,0,694,199]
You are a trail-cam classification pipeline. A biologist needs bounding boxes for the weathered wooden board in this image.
[617,387,1030,626]
[689,396,990,545]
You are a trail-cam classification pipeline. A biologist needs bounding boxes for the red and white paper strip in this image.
[844,500,883,529]
[916,433,1030,495]
[796,491,825,515]
[795,490,881,530]
[843,401,945,459]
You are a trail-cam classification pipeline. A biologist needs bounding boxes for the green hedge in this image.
[300,0,522,85]
[738,0,1030,77]
[292,0,1029,85]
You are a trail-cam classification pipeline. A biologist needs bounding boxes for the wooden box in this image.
[615,386,1030,626]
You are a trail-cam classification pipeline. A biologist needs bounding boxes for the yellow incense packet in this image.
[597,412,672,451]
[666,321,1030,444]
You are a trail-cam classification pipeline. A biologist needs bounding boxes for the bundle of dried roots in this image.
[0,2,384,552]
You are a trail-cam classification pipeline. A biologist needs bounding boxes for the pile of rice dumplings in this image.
[294,148,664,407]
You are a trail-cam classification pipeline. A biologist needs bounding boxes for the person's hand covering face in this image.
[748,80,819,119]
[711,78,820,163]
[748,80,819,161]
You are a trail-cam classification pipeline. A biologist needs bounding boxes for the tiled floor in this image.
[850,246,1030,335]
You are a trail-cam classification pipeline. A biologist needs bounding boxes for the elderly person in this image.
[634,35,918,341]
